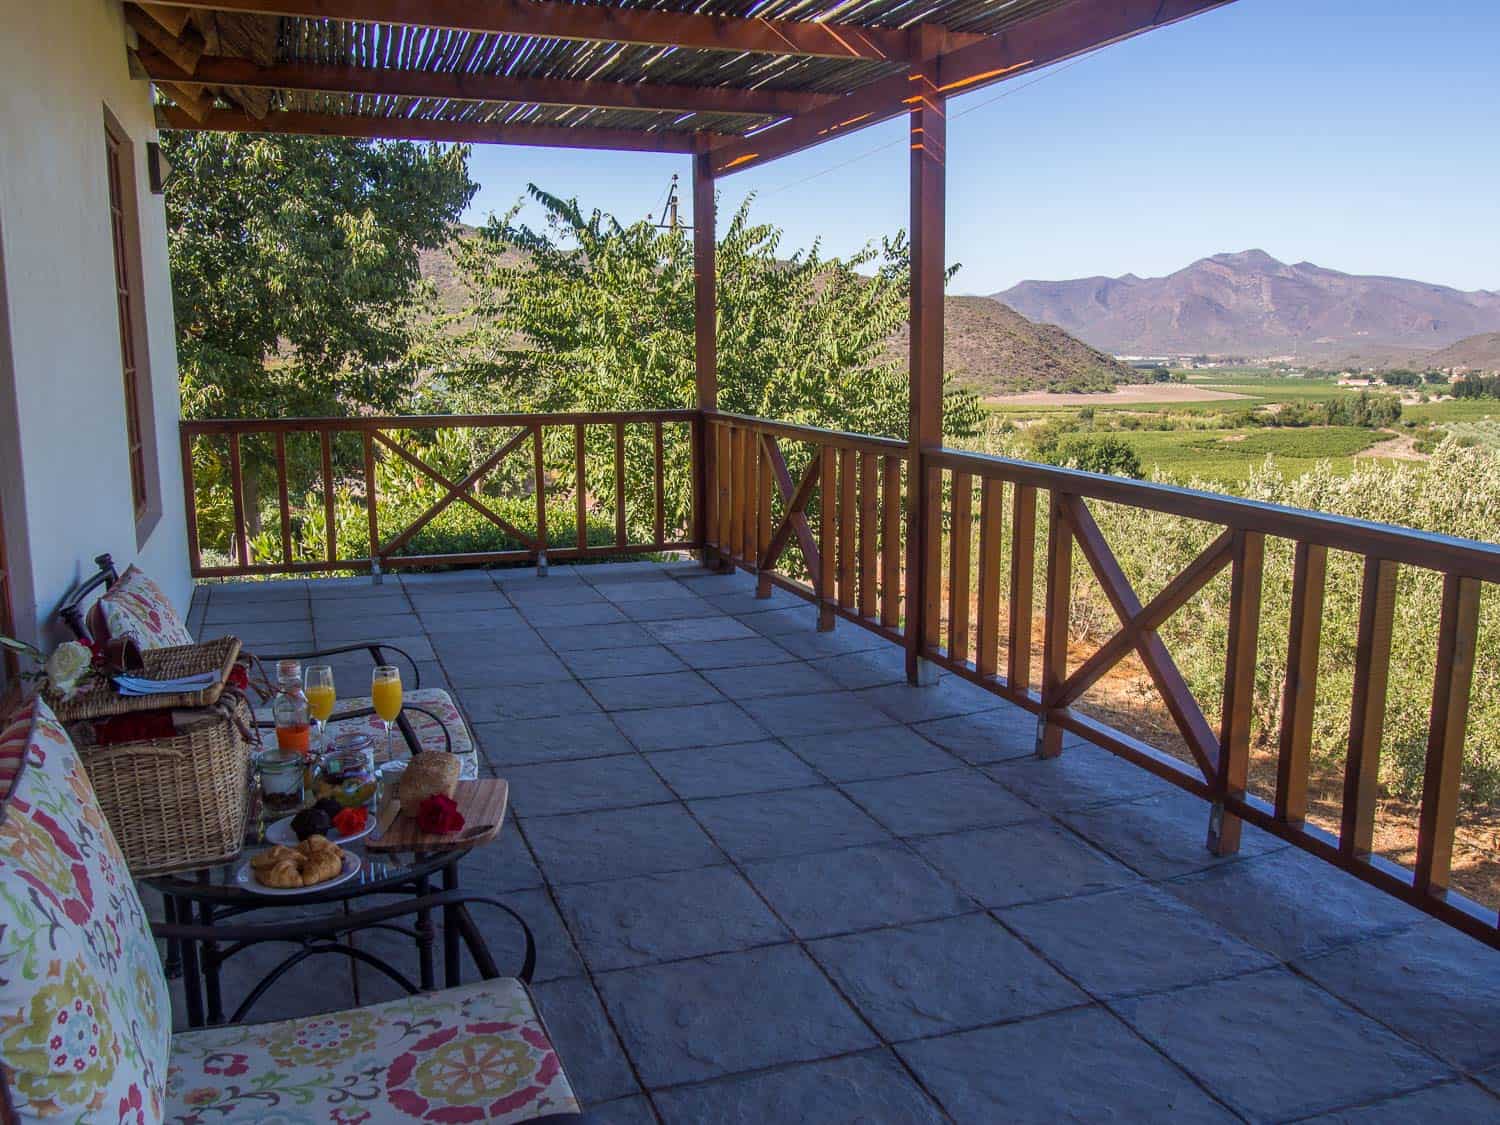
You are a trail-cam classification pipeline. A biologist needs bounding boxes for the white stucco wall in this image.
[0,0,190,644]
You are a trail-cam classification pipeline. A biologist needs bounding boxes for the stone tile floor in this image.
[171,560,1500,1124]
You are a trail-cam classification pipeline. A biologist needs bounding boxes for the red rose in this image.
[415,794,465,835]
[226,664,250,692]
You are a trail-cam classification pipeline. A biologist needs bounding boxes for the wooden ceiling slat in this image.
[148,0,985,61]
[156,104,713,151]
[138,46,830,116]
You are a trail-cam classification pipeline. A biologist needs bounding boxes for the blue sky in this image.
[461,0,1500,295]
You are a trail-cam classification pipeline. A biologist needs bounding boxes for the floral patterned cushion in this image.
[166,978,579,1124]
[0,698,173,1123]
[254,689,479,781]
[0,705,30,802]
[89,565,195,650]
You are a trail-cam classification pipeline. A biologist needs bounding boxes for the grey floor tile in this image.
[557,865,788,971]
[784,725,960,783]
[502,888,587,983]
[597,581,702,605]
[842,768,1038,837]
[1059,787,1286,880]
[460,680,601,722]
[612,702,767,751]
[701,661,839,700]
[642,617,759,644]
[744,843,969,939]
[519,601,630,628]
[899,1007,1239,1125]
[648,740,821,800]
[306,578,403,600]
[1299,1081,1500,1123]
[617,597,714,622]
[506,756,674,817]
[310,594,412,621]
[855,678,1007,724]
[739,691,897,738]
[914,820,1137,909]
[809,913,1086,1040]
[543,623,657,651]
[525,804,725,885]
[399,572,503,593]
[911,706,1039,764]
[441,650,574,687]
[560,644,688,679]
[772,625,890,659]
[1113,968,1452,1122]
[203,598,309,625]
[986,741,1176,812]
[580,1095,657,1124]
[691,786,891,864]
[1295,922,1500,1071]
[222,621,317,649]
[476,713,635,768]
[533,977,641,1104]
[406,590,513,614]
[417,607,528,635]
[666,638,797,669]
[1164,846,1424,961]
[807,646,913,690]
[584,672,725,712]
[460,825,545,893]
[742,606,823,636]
[504,582,607,607]
[696,586,802,615]
[596,944,876,1087]
[653,1050,946,1125]
[1001,883,1276,999]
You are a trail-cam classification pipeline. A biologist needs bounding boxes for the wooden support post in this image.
[974,477,1003,679]
[903,39,946,684]
[880,457,902,629]
[858,452,879,619]
[1209,530,1265,856]
[948,472,972,663]
[692,152,720,567]
[1037,491,1071,758]
[1008,484,1036,692]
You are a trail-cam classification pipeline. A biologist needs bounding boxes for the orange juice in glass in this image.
[305,664,336,749]
[371,664,403,764]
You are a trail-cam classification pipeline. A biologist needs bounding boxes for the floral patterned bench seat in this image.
[0,698,578,1124]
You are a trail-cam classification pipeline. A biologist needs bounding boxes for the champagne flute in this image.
[371,664,403,766]
[305,664,336,750]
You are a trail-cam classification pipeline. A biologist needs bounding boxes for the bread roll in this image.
[397,752,460,814]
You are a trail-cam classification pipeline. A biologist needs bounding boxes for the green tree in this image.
[425,185,981,440]
[164,133,476,421]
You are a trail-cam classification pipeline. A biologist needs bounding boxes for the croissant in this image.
[299,849,343,886]
[257,859,304,889]
[251,845,300,871]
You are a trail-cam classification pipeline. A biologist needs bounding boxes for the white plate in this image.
[234,849,361,896]
[265,810,375,848]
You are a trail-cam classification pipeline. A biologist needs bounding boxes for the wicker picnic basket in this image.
[47,635,242,722]
[70,691,258,876]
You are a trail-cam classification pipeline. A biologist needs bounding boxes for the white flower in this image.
[46,641,93,699]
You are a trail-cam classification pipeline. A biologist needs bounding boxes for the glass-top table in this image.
[150,842,486,1028]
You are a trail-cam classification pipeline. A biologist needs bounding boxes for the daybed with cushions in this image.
[59,554,479,780]
[0,697,580,1123]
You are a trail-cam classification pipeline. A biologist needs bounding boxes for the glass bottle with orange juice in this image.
[272,659,311,756]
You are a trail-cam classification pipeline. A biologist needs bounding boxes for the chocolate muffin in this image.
[290,806,332,841]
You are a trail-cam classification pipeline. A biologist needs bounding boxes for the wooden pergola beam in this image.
[710,0,1237,175]
[138,46,832,117]
[147,0,982,61]
[156,105,709,152]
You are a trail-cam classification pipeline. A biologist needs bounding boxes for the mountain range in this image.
[995,250,1500,361]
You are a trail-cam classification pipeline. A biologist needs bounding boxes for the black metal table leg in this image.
[198,900,224,1025]
[414,872,436,991]
[161,894,183,979]
[175,895,205,1030]
[442,863,461,987]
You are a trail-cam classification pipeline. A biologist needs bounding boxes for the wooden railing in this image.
[183,407,1500,948]
[179,411,700,577]
[703,412,911,646]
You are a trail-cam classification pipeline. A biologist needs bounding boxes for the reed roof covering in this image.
[130,0,1231,171]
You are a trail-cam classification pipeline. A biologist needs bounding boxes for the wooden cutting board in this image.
[366,779,509,852]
